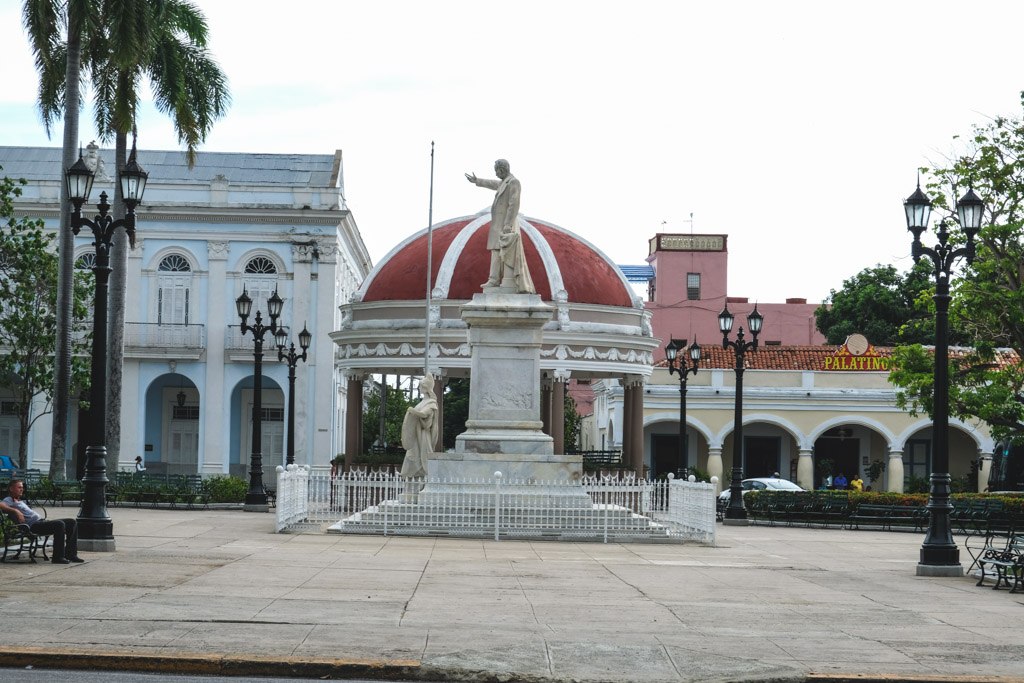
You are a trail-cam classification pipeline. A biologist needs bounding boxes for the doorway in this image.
[651,433,681,477]
[745,436,780,478]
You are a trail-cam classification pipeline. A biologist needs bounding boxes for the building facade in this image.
[641,233,826,346]
[599,231,1002,493]
[0,145,371,476]
[593,341,999,493]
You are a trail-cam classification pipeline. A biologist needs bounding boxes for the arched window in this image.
[157,253,192,325]
[244,256,277,274]
[158,254,192,272]
[242,255,280,317]
[75,253,97,270]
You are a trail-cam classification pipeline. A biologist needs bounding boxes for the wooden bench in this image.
[976,536,1024,592]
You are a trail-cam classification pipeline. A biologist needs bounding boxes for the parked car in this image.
[718,477,804,506]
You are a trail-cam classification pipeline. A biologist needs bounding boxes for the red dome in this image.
[361,215,634,308]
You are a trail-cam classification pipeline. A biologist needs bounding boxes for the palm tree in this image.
[23,0,101,479]
[23,0,229,475]
[90,0,229,472]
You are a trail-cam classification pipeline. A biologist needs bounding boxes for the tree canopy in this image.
[815,261,939,346]
[0,172,93,469]
[889,93,1024,444]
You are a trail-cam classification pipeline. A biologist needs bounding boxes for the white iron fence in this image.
[277,469,716,544]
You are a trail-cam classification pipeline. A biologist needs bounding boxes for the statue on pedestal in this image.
[399,375,439,479]
[465,159,535,294]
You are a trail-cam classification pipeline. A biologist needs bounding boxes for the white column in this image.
[203,241,229,474]
[312,241,337,467]
[977,451,993,493]
[707,447,724,494]
[119,239,146,471]
[796,448,814,491]
[887,448,904,493]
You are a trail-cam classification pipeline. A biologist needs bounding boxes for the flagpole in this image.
[424,141,435,377]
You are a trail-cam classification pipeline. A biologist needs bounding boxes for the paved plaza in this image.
[0,508,1022,682]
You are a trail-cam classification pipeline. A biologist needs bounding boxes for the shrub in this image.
[203,476,248,503]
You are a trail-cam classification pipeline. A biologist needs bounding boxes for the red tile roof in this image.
[656,345,1020,371]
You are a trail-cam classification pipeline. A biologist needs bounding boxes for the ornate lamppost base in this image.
[722,518,751,527]
[243,494,270,513]
[78,536,117,552]
[916,562,963,577]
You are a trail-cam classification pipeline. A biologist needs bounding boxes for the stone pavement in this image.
[0,508,1022,683]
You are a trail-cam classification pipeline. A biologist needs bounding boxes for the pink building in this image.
[640,233,825,356]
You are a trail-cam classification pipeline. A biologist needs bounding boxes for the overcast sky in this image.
[1,0,1022,303]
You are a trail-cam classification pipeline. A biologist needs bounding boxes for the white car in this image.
[718,477,804,506]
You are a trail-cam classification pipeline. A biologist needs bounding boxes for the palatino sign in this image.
[824,333,893,371]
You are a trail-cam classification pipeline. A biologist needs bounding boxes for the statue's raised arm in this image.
[465,159,534,294]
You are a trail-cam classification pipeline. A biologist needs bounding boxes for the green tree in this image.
[889,92,1024,444]
[89,0,230,472]
[0,173,93,469]
[23,0,99,477]
[815,262,939,346]
[362,378,413,452]
[564,388,582,451]
[442,378,469,451]
[23,0,229,473]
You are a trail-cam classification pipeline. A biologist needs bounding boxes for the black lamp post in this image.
[904,180,984,575]
[65,139,148,549]
[236,287,284,510]
[665,338,701,477]
[275,323,312,466]
[719,303,763,522]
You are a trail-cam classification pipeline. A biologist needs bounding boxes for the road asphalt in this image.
[0,507,1021,683]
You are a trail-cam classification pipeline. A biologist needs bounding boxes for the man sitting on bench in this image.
[1,479,85,564]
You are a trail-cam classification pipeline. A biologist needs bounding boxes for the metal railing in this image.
[277,470,716,544]
[124,322,205,348]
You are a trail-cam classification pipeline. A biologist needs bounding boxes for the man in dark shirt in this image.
[0,479,84,564]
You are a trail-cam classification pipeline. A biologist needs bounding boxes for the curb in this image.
[0,647,421,680]
[807,675,1024,683]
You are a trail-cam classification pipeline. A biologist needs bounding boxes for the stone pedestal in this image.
[424,288,586,505]
[453,289,555,457]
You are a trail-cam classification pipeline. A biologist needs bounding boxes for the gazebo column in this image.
[540,376,552,436]
[977,451,993,493]
[796,448,814,491]
[622,379,634,471]
[624,376,645,475]
[433,374,446,453]
[887,447,904,493]
[551,372,566,455]
[343,372,365,469]
[707,446,724,494]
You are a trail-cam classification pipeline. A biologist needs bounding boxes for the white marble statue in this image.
[399,374,439,479]
[465,159,535,294]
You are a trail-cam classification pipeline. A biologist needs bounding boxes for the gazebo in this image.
[331,211,658,466]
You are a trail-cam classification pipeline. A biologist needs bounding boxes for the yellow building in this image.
[590,338,998,493]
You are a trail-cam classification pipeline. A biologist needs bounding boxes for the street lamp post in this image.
[65,140,148,550]
[275,324,312,466]
[904,181,984,576]
[236,287,284,511]
[719,303,763,524]
[665,338,701,478]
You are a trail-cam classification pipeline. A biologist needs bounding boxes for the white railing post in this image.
[494,471,502,542]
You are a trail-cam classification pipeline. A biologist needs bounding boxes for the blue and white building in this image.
[1,144,371,476]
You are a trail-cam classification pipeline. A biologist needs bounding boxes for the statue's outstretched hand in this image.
[465,172,477,183]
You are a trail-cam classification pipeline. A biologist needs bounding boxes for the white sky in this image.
[2,0,1022,303]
